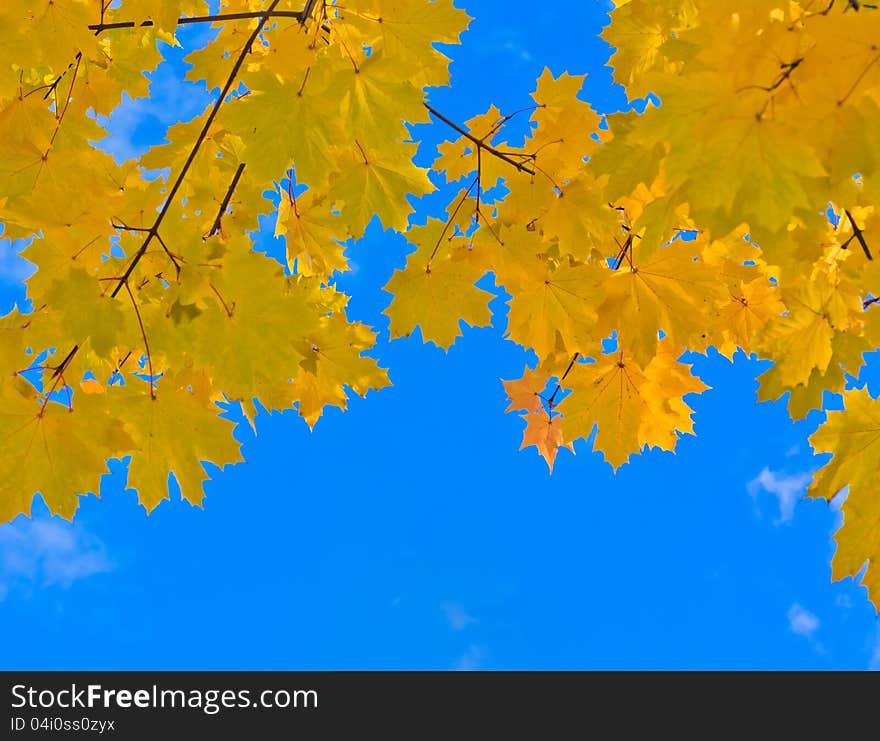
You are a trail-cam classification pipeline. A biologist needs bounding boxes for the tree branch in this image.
[89,9,308,33]
[612,233,634,270]
[110,0,284,298]
[425,104,537,176]
[31,52,82,101]
[843,209,872,260]
[546,353,580,410]
[427,175,479,268]
[49,345,79,381]
[209,163,247,237]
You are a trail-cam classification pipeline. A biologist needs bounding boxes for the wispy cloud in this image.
[443,602,476,631]
[0,515,112,600]
[747,467,812,525]
[96,60,212,163]
[478,27,534,65]
[455,644,483,671]
[869,626,880,671]
[787,603,820,639]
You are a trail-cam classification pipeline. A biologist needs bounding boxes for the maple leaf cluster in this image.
[0,0,468,517]
[384,0,880,602]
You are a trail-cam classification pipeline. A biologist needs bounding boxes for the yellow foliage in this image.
[3,0,880,609]
[0,0,465,518]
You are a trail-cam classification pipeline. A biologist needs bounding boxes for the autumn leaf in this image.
[502,368,548,415]
[384,219,493,350]
[519,411,573,472]
[118,370,242,511]
[809,388,880,603]
[0,377,133,522]
[559,344,705,470]
[275,187,347,278]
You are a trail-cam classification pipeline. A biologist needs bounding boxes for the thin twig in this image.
[545,353,580,410]
[89,9,306,32]
[209,163,246,237]
[481,104,544,142]
[425,104,536,176]
[47,53,82,148]
[837,51,880,106]
[209,282,236,317]
[843,209,872,260]
[32,52,82,101]
[613,233,635,270]
[154,232,181,279]
[110,0,284,298]
[427,175,479,267]
[49,345,79,381]
[39,345,79,417]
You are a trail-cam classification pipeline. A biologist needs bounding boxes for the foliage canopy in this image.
[2,0,880,603]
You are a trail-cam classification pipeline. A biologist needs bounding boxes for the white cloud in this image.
[96,59,213,163]
[0,515,112,599]
[787,603,820,639]
[443,602,475,631]
[747,467,812,524]
[455,645,483,671]
[502,40,533,62]
[870,626,880,671]
[479,27,534,65]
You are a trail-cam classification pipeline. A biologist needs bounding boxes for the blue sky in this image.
[1,0,878,670]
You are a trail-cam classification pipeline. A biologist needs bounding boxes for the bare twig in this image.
[89,9,307,33]
[425,104,537,176]
[209,163,247,237]
[842,209,872,260]
[544,353,581,413]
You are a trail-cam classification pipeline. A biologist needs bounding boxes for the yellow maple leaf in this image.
[275,188,347,277]
[291,314,390,428]
[118,369,243,511]
[0,376,133,522]
[502,368,548,414]
[755,274,861,387]
[602,0,698,98]
[384,219,493,350]
[505,259,606,362]
[337,0,470,88]
[714,277,786,359]
[597,239,724,366]
[809,388,880,604]
[331,141,434,236]
[519,411,573,472]
[560,344,705,470]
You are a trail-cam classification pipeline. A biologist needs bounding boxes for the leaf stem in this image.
[124,283,155,399]
[427,175,479,268]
